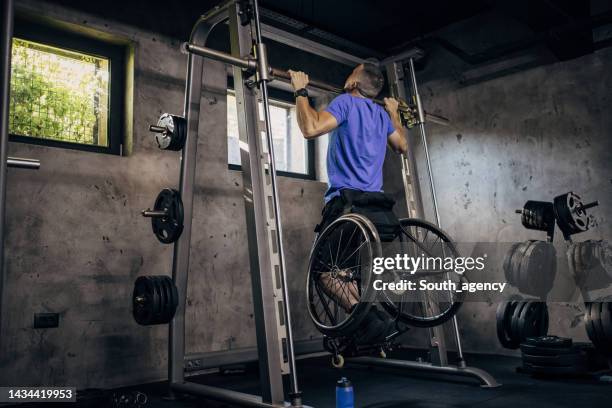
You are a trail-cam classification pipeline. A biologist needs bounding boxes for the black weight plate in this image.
[151,189,184,244]
[509,301,528,348]
[160,276,177,323]
[169,115,187,151]
[522,361,587,376]
[153,276,168,323]
[497,300,519,349]
[133,276,156,325]
[522,351,585,367]
[520,343,581,356]
[518,301,548,341]
[524,335,571,348]
[168,278,178,316]
[515,242,532,288]
[570,242,581,281]
[590,301,606,352]
[523,241,556,298]
[503,243,520,284]
[601,302,612,350]
[585,302,597,347]
[519,241,539,296]
[158,276,170,322]
[509,242,528,288]
[151,276,164,323]
[594,301,612,355]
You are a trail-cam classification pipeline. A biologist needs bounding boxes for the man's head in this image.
[343,59,384,99]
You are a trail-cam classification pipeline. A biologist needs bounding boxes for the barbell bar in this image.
[181,41,450,127]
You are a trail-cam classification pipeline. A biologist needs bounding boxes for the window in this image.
[9,20,125,154]
[227,90,315,179]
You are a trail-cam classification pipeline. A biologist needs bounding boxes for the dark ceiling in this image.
[41,0,612,63]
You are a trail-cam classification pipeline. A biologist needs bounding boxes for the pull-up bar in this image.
[182,42,449,127]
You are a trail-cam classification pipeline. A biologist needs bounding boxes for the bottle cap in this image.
[336,377,352,388]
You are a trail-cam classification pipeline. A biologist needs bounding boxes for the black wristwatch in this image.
[294,88,309,98]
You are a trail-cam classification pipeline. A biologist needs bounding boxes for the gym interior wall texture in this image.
[1,0,340,388]
[383,45,612,354]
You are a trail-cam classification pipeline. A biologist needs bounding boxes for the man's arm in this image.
[384,97,408,155]
[289,70,338,139]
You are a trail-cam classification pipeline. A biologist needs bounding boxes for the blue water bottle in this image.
[336,377,354,408]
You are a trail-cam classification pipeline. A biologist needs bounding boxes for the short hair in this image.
[357,59,384,98]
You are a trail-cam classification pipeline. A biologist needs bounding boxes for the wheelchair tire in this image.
[306,214,381,337]
[379,218,464,328]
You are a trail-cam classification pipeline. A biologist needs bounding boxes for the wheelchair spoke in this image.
[339,239,367,268]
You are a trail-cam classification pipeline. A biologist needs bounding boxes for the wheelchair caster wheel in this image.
[332,354,345,368]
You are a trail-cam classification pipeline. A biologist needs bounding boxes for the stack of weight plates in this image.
[520,336,591,376]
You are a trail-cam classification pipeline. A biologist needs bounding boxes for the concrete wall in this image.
[1,0,329,388]
[385,46,612,354]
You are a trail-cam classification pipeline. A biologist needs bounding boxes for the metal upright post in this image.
[0,0,15,352]
[251,0,302,404]
[405,57,465,365]
[384,59,448,366]
[168,5,229,390]
[227,1,295,404]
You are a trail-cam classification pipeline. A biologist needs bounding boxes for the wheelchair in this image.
[306,190,466,367]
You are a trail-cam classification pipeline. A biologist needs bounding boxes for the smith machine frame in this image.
[176,2,498,403]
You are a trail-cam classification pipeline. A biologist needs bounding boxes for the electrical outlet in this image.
[34,313,59,329]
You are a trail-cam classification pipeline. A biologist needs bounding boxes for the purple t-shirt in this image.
[324,93,395,202]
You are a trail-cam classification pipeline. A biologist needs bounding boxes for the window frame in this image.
[9,19,125,155]
[227,78,316,181]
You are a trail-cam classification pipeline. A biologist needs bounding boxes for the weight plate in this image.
[152,276,165,322]
[497,299,520,349]
[510,301,528,348]
[569,242,580,282]
[151,188,184,244]
[524,335,571,348]
[601,302,612,350]
[154,276,168,322]
[553,192,589,237]
[161,276,177,323]
[168,278,178,316]
[518,301,548,341]
[585,302,597,347]
[155,114,186,151]
[510,242,529,288]
[522,361,587,375]
[133,276,157,325]
[520,343,584,356]
[594,301,610,354]
[503,243,520,284]
[522,351,585,367]
[521,241,556,298]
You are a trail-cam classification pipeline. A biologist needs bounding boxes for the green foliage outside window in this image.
[9,38,110,146]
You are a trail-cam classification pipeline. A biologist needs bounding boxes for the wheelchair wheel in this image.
[307,214,381,337]
[379,218,465,328]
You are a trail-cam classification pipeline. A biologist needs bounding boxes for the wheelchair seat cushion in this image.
[340,189,400,242]
[314,189,400,242]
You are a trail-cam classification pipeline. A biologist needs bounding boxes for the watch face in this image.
[155,113,175,149]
